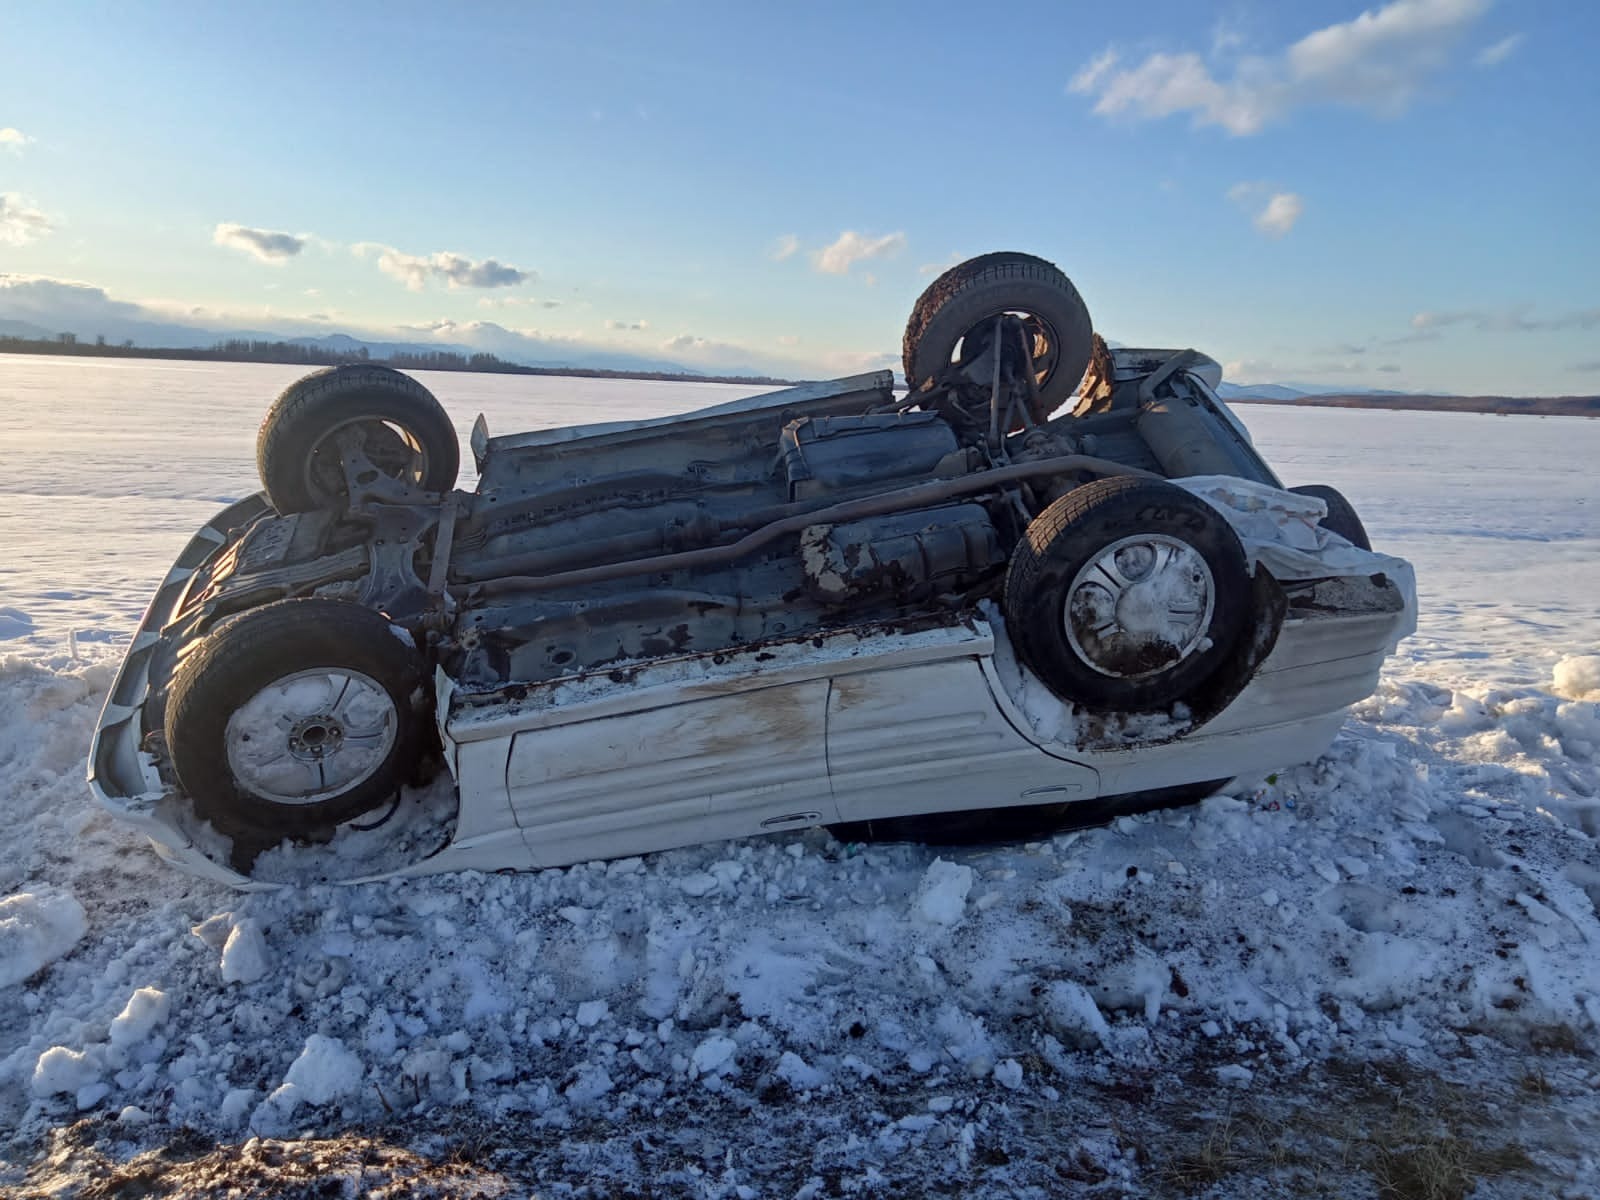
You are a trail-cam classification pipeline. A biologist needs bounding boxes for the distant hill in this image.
[1227,392,1600,418]
[1216,382,1309,401]
[0,334,797,388]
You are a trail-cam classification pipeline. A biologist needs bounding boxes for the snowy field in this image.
[3,355,1600,1197]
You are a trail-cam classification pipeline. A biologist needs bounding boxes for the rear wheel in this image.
[166,599,431,838]
[903,252,1093,423]
[1289,484,1371,551]
[256,365,459,513]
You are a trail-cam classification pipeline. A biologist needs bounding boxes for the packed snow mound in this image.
[1554,655,1600,700]
[0,888,87,988]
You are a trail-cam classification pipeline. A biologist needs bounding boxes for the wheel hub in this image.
[287,714,346,760]
[1063,535,1215,680]
[225,668,398,805]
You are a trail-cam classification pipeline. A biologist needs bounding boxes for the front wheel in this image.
[165,599,431,838]
[1003,477,1251,712]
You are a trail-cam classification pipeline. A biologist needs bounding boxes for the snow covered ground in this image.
[3,356,1600,1197]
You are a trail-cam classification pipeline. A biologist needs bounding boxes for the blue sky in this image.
[2,0,1596,393]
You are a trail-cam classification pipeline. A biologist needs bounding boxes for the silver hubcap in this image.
[1064,535,1215,679]
[225,668,397,804]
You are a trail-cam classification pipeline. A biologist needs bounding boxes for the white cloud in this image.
[0,193,53,245]
[776,334,800,346]
[1474,33,1523,66]
[1228,183,1305,237]
[605,318,649,331]
[1070,49,1121,93]
[353,243,532,290]
[431,253,528,289]
[1223,356,1401,383]
[0,127,32,153]
[1255,192,1305,237]
[812,230,906,275]
[769,233,800,261]
[1070,0,1490,135]
[1410,306,1600,334]
[212,223,306,263]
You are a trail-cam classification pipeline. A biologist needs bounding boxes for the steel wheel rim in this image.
[225,667,398,805]
[1063,534,1216,680]
[953,311,1062,390]
[305,417,430,503]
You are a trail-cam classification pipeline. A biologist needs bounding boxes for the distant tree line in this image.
[0,333,798,387]
[1232,392,1600,419]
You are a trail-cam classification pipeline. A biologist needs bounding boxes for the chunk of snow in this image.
[1554,655,1600,700]
[1043,980,1111,1049]
[109,987,171,1048]
[993,1059,1024,1090]
[690,1034,737,1077]
[912,858,974,926]
[0,889,87,987]
[775,1051,825,1090]
[1215,1064,1254,1087]
[281,1034,363,1106]
[219,919,270,984]
[575,999,610,1028]
[32,1046,101,1097]
[678,872,719,898]
[219,1088,257,1128]
[563,1062,613,1106]
[189,911,233,950]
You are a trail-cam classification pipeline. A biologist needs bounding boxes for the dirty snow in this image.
[3,361,1600,1194]
[0,890,87,988]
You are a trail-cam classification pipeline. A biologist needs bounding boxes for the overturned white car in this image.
[90,252,1415,886]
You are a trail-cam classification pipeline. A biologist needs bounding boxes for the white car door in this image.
[504,678,836,866]
[826,658,1099,822]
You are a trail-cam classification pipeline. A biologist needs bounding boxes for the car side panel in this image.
[825,659,1100,820]
[505,679,835,866]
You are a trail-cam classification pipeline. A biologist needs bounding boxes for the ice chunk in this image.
[31,1046,101,1097]
[993,1059,1024,1090]
[690,1034,738,1077]
[0,889,87,987]
[281,1034,363,1106]
[220,919,270,984]
[775,1051,826,1090]
[1043,980,1111,1049]
[109,987,171,1048]
[678,872,719,898]
[563,1062,614,1106]
[1554,655,1600,701]
[575,999,610,1028]
[912,858,974,927]
[219,1088,257,1128]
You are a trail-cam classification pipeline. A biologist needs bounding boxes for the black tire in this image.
[903,252,1093,421]
[1288,484,1371,551]
[166,598,430,838]
[1003,477,1251,711]
[257,365,459,513]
